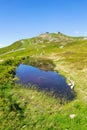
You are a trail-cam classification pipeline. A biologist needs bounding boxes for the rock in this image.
[69,114,76,119]
[68,77,75,89]
[59,46,64,49]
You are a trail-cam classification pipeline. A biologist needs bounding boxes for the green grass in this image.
[0,83,87,130]
[0,33,87,130]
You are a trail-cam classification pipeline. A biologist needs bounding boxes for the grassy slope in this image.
[0,33,87,130]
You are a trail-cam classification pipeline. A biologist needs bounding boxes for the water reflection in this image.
[16,64,75,100]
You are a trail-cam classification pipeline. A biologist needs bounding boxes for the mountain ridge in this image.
[0,32,86,56]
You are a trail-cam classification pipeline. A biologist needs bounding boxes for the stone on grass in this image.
[69,114,76,119]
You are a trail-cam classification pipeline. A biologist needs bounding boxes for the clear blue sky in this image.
[0,0,87,47]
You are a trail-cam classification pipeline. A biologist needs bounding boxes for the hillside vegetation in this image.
[0,32,87,130]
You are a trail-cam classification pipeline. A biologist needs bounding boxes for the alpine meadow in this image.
[0,32,87,130]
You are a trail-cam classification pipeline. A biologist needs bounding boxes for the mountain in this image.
[0,32,85,57]
[0,32,87,130]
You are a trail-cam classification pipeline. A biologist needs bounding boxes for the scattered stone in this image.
[31,96,34,99]
[69,114,76,119]
[68,77,75,89]
[21,40,24,43]
[83,37,87,40]
[0,59,3,62]
[22,125,26,128]
[59,46,64,49]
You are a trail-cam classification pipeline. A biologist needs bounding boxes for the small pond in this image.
[16,64,75,100]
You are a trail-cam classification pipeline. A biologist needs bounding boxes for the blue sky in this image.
[0,0,87,47]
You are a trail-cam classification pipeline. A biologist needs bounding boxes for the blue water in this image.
[16,64,75,100]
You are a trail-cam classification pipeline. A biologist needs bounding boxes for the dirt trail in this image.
[0,48,25,56]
